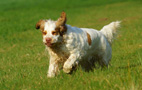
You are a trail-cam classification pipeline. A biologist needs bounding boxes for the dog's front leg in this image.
[47,58,59,78]
[63,54,79,73]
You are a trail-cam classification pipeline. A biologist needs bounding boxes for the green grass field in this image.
[0,0,142,89]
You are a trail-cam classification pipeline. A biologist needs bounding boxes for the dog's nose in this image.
[46,38,52,42]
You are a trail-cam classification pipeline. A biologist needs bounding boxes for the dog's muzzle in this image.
[45,38,54,47]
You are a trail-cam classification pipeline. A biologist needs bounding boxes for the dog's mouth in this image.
[45,42,55,47]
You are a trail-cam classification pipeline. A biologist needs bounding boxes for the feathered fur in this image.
[100,21,121,44]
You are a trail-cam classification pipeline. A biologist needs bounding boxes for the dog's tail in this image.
[100,21,121,44]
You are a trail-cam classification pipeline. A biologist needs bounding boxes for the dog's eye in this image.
[42,31,47,35]
[52,31,58,35]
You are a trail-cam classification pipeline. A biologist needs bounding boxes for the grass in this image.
[0,0,142,89]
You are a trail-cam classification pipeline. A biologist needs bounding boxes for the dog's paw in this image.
[63,60,79,74]
[63,63,72,73]
[47,72,55,78]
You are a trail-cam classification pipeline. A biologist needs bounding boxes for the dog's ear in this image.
[56,12,67,26]
[35,20,45,31]
[56,12,67,35]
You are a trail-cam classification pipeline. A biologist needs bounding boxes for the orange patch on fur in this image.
[55,12,67,36]
[42,31,47,35]
[52,31,59,35]
[86,32,92,45]
[35,20,45,31]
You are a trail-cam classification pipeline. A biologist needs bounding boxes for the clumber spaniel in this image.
[35,12,120,77]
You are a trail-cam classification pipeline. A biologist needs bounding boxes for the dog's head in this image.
[36,12,67,47]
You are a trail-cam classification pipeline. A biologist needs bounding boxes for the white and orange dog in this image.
[36,12,120,77]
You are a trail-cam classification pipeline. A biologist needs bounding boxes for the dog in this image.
[35,12,120,77]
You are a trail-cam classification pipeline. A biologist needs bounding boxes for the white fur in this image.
[42,20,120,77]
[100,21,121,44]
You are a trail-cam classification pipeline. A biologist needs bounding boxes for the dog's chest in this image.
[49,45,70,62]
